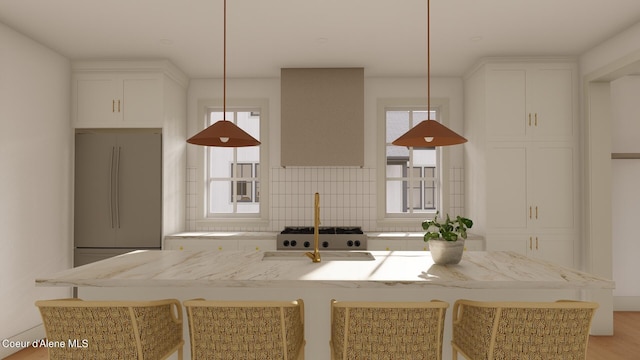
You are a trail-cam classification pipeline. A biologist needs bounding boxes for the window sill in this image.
[195,218,270,228]
[376,217,433,229]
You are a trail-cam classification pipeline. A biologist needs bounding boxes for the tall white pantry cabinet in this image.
[464,59,579,268]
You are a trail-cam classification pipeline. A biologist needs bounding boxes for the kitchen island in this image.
[37,250,614,359]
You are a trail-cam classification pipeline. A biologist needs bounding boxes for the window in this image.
[383,104,442,216]
[206,109,261,216]
[230,163,258,203]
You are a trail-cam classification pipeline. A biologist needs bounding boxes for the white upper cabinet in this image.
[71,60,188,129]
[485,63,575,141]
[73,72,162,127]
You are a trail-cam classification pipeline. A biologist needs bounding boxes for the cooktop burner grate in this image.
[277,226,367,250]
[280,226,364,235]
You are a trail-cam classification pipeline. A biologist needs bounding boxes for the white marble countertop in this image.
[166,231,481,240]
[36,250,613,290]
[366,232,483,240]
[164,231,278,239]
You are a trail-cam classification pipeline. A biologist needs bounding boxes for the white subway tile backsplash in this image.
[185,166,465,232]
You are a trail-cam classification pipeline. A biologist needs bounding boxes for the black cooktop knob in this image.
[303,241,310,248]
[347,240,354,247]
[322,241,329,248]
[354,240,361,247]
[290,240,297,247]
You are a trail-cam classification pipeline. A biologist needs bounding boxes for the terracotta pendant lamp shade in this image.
[187,0,261,147]
[187,119,260,147]
[392,119,467,147]
[392,0,467,148]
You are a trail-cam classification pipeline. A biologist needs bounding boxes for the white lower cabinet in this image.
[164,238,276,252]
[164,239,238,251]
[368,236,485,252]
[487,234,575,268]
[405,240,430,251]
[237,239,277,252]
[367,239,406,251]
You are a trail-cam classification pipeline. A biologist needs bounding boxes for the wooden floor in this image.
[587,312,640,360]
[4,312,639,359]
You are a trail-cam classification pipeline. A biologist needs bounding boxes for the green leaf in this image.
[422,212,473,242]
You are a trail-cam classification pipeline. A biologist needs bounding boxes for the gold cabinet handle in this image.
[529,236,533,250]
[535,236,539,250]
[535,113,538,126]
[528,113,532,126]
[535,206,538,219]
[529,206,532,219]
[112,100,115,113]
[117,100,121,113]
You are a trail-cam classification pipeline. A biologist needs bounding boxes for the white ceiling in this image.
[1,0,640,78]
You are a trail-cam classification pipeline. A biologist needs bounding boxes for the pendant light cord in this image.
[427,0,430,116]
[223,0,227,121]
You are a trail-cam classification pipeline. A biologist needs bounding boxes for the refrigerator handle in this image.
[109,146,116,229]
[115,146,121,229]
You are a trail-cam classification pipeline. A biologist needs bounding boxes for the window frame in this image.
[376,98,452,226]
[193,98,269,227]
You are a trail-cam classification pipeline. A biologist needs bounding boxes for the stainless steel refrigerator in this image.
[74,130,161,266]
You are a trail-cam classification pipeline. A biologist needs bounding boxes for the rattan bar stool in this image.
[35,298,184,360]
[451,299,599,360]
[183,299,305,360]
[330,299,449,360]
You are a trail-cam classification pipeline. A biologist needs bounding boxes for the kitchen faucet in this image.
[305,192,322,263]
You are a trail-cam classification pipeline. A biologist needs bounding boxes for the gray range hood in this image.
[281,68,364,167]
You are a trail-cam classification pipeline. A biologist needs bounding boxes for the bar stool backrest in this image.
[35,298,184,360]
[330,299,449,360]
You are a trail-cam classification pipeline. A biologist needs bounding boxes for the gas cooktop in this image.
[280,226,364,235]
[277,226,367,250]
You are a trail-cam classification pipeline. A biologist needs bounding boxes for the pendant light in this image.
[392,0,467,147]
[187,0,261,147]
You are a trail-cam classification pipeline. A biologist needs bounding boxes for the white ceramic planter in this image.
[428,239,465,265]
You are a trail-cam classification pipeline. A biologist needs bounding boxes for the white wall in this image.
[610,76,640,301]
[580,22,640,76]
[0,22,72,356]
[185,76,464,232]
[580,20,640,310]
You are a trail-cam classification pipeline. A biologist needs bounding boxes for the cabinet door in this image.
[486,145,528,230]
[405,239,429,251]
[486,68,527,140]
[485,64,575,142]
[75,75,118,125]
[73,73,163,127]
[120,75,163,126]
[528,235,574,268]
[529,144,575,230]
[367,239,406,251]
[488,234,574,268]
[164,239,239,251]
[485,234,529,254]
[238,239,277,252]
[529,67,575,140]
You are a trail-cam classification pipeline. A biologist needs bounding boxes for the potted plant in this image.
[422,212,473,265]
